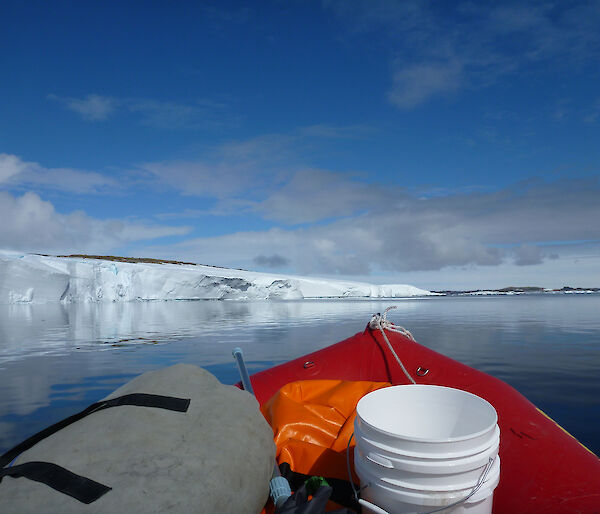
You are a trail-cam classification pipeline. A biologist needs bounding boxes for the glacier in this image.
[0,251,433,303]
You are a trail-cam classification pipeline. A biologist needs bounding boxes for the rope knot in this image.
[368,306,416,385]
[369,306,415,341]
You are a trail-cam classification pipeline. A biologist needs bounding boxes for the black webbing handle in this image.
[0,392,190,503]
[0,462,112,504]
[0,393,190,469]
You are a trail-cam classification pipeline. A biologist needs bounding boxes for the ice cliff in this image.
[0,252,433,303]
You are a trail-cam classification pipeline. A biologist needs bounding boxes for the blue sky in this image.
[1,0,599,289]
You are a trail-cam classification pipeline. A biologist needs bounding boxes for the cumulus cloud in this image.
[143,163,392,225]
[133,126,600,275]
[0,153,115,194]
[0,191,191,254]
[9,127,587,277]
[142,176,600,275]
[0,154,28,182]
[253,254,290,268]
[257,168,391,224]
[513,244,543,266]
[138,133,388,222]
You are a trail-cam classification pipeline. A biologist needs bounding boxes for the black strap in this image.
[0,392,190,503]
[0,462,111,504]
[1,393,190,469]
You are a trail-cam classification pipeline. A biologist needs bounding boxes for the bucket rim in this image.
[354,424,500,459]
[355,440,499,471]
[355,453,501,495]
[357,458,500,492]
[356,385,498,443]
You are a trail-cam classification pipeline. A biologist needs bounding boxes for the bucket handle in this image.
[358,498,390,514]
[348,433,496,514]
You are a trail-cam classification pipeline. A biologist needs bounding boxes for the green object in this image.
[304,476,330,495]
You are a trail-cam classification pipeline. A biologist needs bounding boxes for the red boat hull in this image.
[250,326,600,513]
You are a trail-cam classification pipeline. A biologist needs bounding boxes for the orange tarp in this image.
[261,379,391,482]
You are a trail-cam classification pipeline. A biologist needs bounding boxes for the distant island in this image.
[433,286,600,296]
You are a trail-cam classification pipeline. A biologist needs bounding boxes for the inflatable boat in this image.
[2,314,599,513]
[251,315,600,513]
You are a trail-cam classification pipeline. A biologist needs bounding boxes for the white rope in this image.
[369,306,416,384]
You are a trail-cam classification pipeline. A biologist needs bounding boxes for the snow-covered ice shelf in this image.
[0,252,433,303]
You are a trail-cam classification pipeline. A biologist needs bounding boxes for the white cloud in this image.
[513,244,543,266]
[380,250,600,290]
[388,60,463,109]
[133,127,600,276]
[126,99,235,130]
[141,158,271,200]
[0,191,191,254]
[7,136,590,281]
[138,134,296,198]
[0,153,115,194]
[253,254,289,268]
[138,131,378,216]
[257,168,393,224]
[325,1,600,108]
[49,94,236,130]
[141,176,600,276]
[5,144,592,285]
[48,94,118,121]
[0,154,28,182]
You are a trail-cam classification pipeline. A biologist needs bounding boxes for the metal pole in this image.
[232,347,254,395]
[232,347,291,507]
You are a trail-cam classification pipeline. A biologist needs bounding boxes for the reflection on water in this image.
[1,296,599,455]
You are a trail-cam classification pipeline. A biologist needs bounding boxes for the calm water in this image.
[1,295,599,455]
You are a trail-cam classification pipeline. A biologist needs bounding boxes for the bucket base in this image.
[361,492,493,514]
[355,454,499,514]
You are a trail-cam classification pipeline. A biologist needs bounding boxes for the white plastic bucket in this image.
[356,455,500,513]
[354,385,500,514]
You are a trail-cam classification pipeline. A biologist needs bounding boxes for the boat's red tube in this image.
[250,327,600,513]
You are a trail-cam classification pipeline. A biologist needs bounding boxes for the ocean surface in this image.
[1,295,599,456]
